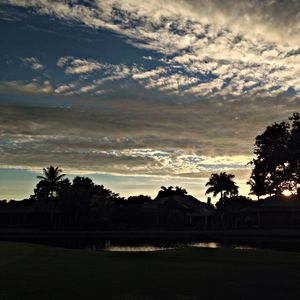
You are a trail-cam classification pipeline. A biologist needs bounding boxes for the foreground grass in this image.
[0,242,300,299]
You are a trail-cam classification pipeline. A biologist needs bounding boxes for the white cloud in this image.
[54,57,132,94]
[0,79,53,94]
[21,57,44,71]
[184,78,224,96]
[5,0,300,98]
[132,66,165,80]
[54,82,77,94]
[57,56,105,74]
[142,55,153,60]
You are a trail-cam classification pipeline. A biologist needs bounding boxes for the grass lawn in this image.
[0,242,300,299]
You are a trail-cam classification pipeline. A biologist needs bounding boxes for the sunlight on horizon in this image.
[282,189,293,197]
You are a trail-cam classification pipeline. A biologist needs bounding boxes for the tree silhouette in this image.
[157,186,187,197]
[127,195,152,204]
[250,121,290,195]
[205,172,239,200]
[61,176,94,219]
[72,176,94,192]
[249,113,300,196]
[36,166,66,198]
[56,176,123,228]
[247,168,266,200]
[288,113,300,190]
[175,186,187,195]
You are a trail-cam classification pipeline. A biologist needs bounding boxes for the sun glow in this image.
[282,189,292,197]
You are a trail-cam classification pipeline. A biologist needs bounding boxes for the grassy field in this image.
[0,242,300,299]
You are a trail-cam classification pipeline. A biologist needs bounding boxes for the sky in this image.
[1,0,300,201]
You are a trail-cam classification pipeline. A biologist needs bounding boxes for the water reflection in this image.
[101,241,256,252]
[105,245,176,252]
[8,235,258,252]
[191,242,256,250]
[191,242,220,249]
[232,245,256,250]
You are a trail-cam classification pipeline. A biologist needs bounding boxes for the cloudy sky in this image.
[1,0,300,201]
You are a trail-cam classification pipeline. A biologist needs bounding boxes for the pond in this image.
[87,241,257,252]
[2,232,299,252]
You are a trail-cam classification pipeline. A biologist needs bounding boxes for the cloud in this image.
[142,56,154,61]
[54,56,132,95]
[4,0,300,46]
[20,57,44,71]
[132,66,165,80]
[57,56,105,74]
[0,93,298,198]
[0,99,297,178]
[54,82,77,94]
[2,1,300,198]
[3,0,300,98]
[184,78,224,96]
[0,79,53,94]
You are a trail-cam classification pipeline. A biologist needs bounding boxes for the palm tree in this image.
[247,174,266,200]
[37,166,65,197]
[157,186,187,197]
[175,186,187,195]
[205,172,239,200]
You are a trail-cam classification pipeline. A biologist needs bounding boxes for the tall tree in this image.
[247,169,266,200]
[249,114,300,196]
[205,172,239,200]
[36,166,66,198]
[288,113,300,190]
[251,121,290,195]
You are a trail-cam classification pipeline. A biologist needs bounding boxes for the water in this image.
[105,245,177,252]
[190,242,256,250]
[191,242,220,249]
[99,241,256,252]
[3,234,296,252]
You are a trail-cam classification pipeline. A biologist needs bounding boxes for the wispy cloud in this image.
[2,1,300,199]
[0,79,52,94]
[57,56,105,74]
[4,0,300,98]
[0,100,296,178]
[20,57,44,71]
[54,56,132,95]
[54,82,77,94]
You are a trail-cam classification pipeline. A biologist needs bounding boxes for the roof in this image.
[147,194,215,216]
[255,196,300,208]
[241,196,300,212]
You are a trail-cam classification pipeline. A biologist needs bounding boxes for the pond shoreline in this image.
[1,228,300,251]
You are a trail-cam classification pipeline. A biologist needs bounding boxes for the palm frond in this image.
[205,186,215,195]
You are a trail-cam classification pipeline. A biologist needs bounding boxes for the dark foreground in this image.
[0,242,300,299]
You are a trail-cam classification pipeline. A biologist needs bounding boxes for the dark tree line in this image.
[32,166,121,204]
[21,171,216,229]
[27,166,125,228]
